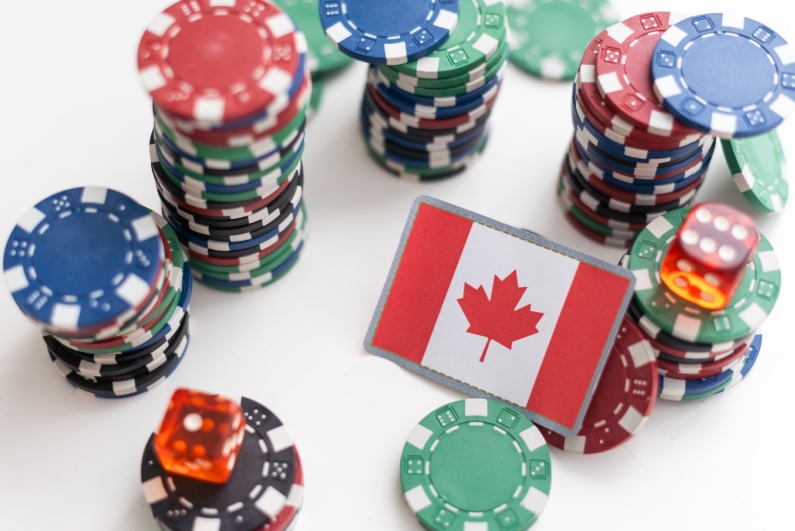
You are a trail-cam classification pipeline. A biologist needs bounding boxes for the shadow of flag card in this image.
[364,196,636,437]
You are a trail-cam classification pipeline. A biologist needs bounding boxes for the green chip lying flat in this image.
[507,0,618,80]
[721,131,789,214]
[401,398,551,530]
[272,0,353,73]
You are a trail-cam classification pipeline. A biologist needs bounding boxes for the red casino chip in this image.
[137,0,301,123]
[595,13,702,139]
[541,317,658,453]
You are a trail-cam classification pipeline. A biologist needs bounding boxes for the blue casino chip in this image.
[319,0,460,65]
[3,187,164,335]
[652,13,795,138]
[721,334,762,391]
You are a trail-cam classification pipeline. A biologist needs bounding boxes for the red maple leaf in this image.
[457,271,544,363]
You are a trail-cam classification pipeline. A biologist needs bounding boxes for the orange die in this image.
[153,388,246,484]
[661,203,760,310]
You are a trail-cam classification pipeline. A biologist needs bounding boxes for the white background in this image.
[0,1,792,529]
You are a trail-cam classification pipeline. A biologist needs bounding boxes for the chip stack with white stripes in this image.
[321,0,509,180]
[559,12,794,247]
[3,187,193,398]
[138,0,310,292]
[619,205,780,401]
[558,12,714,248]
[141,392,305,531]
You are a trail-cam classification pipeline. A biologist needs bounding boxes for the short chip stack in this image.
[620,208,779,401]
[142,396,304,531]
[137,0,310,292]
[558,13,714,247]
[321,0,508,180]
[3,187,193,398]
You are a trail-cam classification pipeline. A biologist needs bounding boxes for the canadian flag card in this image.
[364,197,635,436]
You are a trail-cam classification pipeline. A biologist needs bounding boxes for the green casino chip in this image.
[507,0,617,80]
[721,130,789,214]
[273,0,353,73]
[308,73,325,120]
[629,208,781,345]
[401,399,551,530]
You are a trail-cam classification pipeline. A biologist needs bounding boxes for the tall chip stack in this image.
[558,13,715,247]
[321,0,509,181]
[3,187,193,398]
[559,12,795,246]
[619,204,780,402]
[138,0,310,292]
[566,11,793,399]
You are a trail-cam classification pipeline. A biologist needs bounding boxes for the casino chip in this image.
[652,14,795,138]
[721,131,789,214]
[349,0,507,179]
[143,396,302,531]
[628,208,780,345]
[156,449,304,531]
[616,203,778,393]
[137,1,303,123]
[507,0,618,80]
[308,73,325,120]
[319,0,459,65]
[541,317,658,453]
[558,16,717,247]
[273,0,353,73]
[401,398,551,530]
[272,0,355,120]
[137,1,309,291]
[3,189,193,397]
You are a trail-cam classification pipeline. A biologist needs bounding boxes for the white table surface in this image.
[0,1,792,529]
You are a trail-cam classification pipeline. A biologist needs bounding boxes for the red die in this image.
[661,203,760,310]
[153,388,246,484]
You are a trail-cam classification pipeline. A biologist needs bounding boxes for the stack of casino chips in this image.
[3,187,192,399]
[620,207,779,402]
[557,13,715,247]
[321,0,509,180]
[142,396,304,531]
[137,0,309,292]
